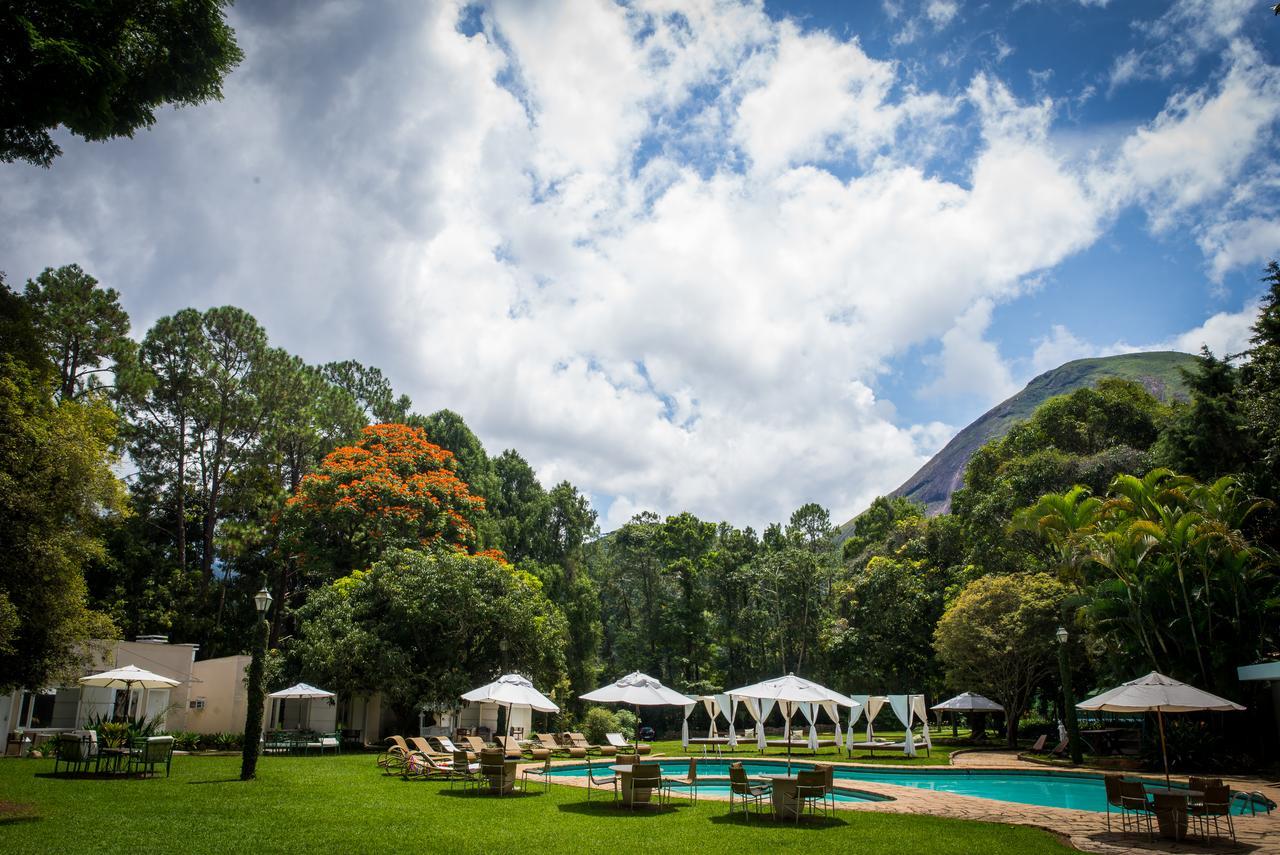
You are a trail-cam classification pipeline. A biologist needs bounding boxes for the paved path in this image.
[533,754,1279,854]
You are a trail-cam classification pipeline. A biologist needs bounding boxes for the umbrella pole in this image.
[1158,708,1170,787]
[786,706,793,775]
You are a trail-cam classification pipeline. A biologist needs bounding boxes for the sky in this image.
[3,0,1279,532]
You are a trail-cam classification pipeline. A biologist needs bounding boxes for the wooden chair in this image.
[728,762,771,822]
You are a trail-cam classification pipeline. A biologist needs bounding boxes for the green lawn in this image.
[645,730,965,765]
[0,754,1074,854]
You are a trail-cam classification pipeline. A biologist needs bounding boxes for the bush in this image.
[614,709,638,741]
[581,707,618,745]
[170,731,201,751]
[213,732,243,751]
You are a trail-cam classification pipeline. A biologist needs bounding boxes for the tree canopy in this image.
[1,0,243,166]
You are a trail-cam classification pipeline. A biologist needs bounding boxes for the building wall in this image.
[189,655,254,734]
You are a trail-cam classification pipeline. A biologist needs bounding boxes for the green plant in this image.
[170,731,201,751]
[581,707,618,745]
[213,732,243,751]
[614,709,638,741]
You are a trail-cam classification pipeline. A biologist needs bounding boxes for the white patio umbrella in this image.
[728,673,856,773]
[580,672,695,742]
[1077,671,1244,786]
[461,674,559,739]
[931,692,1004,737]
[79,665,179,723]
[268,683,335,730]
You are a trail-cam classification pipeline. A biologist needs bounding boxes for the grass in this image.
[644,730,966,765]
[0,753,1077,854]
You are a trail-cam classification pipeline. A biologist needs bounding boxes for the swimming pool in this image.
[547,760,1263,815]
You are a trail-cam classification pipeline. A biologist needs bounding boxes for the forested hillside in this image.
[4,261,1279,764]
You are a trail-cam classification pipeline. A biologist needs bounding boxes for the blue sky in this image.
[1,0,1278,529]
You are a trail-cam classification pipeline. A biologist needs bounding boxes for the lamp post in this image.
[240,586,272,781]
[1056,625,1082,764]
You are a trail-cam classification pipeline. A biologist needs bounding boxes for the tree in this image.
[1242,261,1280,508]
[0,354,120,690]
[1154,347,1253,481]
[292,548,567,729]
[321,360,410,424]
[934,573,1070,747]
[22,264,132,400]
[842,495,924,560]
[1,1,243,166]
[282,423,489,583]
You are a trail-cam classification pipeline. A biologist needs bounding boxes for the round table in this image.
[1142,787,1203,840]
[609,764,658,806]
[762,773,799,819]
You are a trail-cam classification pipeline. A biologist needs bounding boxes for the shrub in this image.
[170,731,201,751]
[614,709,638,741]
[581,707,618,745]
[213,731,243,751]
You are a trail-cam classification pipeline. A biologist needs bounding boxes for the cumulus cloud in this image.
[1,0,1277,528]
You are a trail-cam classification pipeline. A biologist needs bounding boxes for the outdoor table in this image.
[1079,728,1122,755]
[98,746,130,774]
[686,737,730,757]
[610,764,659,806]
[1143,787,1202,840]
[762,773,799,820]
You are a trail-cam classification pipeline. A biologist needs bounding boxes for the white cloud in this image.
[925,1,960,29]
[1168,302,1260,358]
[1,0,1276,530]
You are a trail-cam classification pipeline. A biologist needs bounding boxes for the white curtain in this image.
[865,696,887,743]
[681,703,695,749]
[702,697,718,738]
[820,700,843,748]
[912,695,931,749]
[715,693,736,747]
[888,695,914,757]
[846,695,868,751]
[796,702,818,750]
[742,697,775,750]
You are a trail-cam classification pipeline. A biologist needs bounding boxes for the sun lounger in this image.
[605,732,650,755]
[496,735,526,759]
[430,736,477,762]
[377,735,412,772]
[409,736,449,759]
[461,735,488,755]
[568,732,616,756]
[536,732,586,758]
[1026,734,1048,754]
[1048,738,1069,757]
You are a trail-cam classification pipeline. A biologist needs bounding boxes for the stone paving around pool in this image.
[526,751,1279,855]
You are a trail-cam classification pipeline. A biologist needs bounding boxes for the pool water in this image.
[547,760,1260,814]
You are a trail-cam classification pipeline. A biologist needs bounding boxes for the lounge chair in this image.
[605,732,650,755]
[536,732,585,758]
[409,736,450,760]
[1027,734,1048,754]
[430,736,477,762]
[568,732,616,756]
[623,763,665,810]
[662,757,700,803]
[497,735,526,759]
[728,762,771,822]
[1048,738,1069,757]
[306,731,340,755]
[377,735,412,772]
[403,750,458,780]
[585,757,617,802]
[462,735,488,755]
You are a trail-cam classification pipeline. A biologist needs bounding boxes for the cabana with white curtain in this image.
[267,683,337,732]
[580,672,694,742]
[728,673,855,772]
[681,693,739,755]
[846,694,931,757]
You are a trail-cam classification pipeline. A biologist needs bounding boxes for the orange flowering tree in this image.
[282,423,496,580]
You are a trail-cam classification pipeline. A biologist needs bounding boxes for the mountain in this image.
[863,350,1197,522]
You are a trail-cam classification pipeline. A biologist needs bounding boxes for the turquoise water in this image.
[548,760,1260,814]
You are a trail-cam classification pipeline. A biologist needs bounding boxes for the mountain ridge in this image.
[849,350,1197,526]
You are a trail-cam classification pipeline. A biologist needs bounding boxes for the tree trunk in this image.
[1006,711,1020,748]
[176,410,187,572]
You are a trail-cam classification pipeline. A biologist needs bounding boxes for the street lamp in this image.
[1055,625,1082,765]
[240,586,272,781]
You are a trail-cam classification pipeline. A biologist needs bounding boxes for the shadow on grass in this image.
[556,800,684,817]
[187,778,243,785]
[0,802,40,825]
[708,811,848,829]
[434,787,543,800]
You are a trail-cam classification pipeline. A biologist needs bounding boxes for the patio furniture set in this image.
[52,731,175,778]
[1103,773,1237,843]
